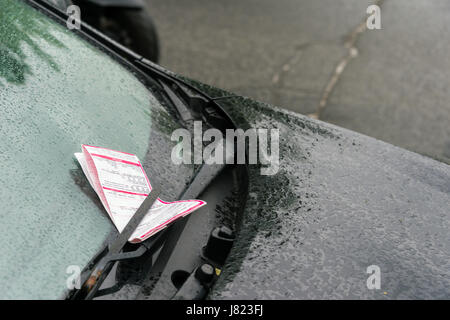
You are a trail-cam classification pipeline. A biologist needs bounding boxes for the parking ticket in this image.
[75,144,206,242]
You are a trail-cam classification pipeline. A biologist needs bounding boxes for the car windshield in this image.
[0,0,192,299]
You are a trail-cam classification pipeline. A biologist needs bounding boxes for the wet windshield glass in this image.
[0,0,190,298]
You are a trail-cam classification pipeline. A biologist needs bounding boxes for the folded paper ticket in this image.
[75,144,206,243]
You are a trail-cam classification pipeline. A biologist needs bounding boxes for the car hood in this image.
[181,79,450,299]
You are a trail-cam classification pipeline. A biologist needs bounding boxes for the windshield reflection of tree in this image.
[0,0,65,84]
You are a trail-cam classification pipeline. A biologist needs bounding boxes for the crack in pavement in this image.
[308,0,385,120]
[271,42,310,85]
[270,42,310,106]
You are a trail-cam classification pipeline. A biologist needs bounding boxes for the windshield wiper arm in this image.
[72,183,161,299]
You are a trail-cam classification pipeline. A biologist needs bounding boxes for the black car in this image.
[0,0,449,300]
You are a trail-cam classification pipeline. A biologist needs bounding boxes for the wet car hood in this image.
[181,80,450,299]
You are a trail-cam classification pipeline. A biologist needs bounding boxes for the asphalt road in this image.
[146,0,450,164]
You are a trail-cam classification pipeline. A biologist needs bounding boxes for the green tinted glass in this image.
[0,0,174,299]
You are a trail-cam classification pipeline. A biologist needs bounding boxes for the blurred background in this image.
[144,0,450,164]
